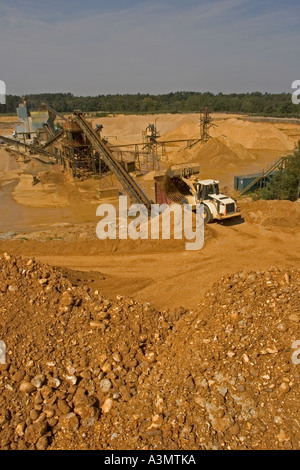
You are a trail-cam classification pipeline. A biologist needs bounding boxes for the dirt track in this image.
[0,202,299,310]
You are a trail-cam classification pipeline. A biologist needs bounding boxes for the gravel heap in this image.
[0,253,299,450]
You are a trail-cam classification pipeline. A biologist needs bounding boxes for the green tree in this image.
[257,142,300,201]
[1,91,300,117]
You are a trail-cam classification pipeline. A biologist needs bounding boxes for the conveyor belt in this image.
[0,135,58,161]
[73,112,152,209]
[40,130,64,149]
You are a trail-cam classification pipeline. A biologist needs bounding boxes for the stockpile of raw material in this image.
[212,118,295,151]
[126,268,300,450]
[193,136,255,166]
[159,117,298,167]
[158,122,200,143]
[167,135,256,167]
[0,253,174,450]
[0,254,299,450]
[240,200,300,231]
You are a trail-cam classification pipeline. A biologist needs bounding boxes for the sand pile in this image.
[240,200,300,231]
[0,253,180,450]
[211,118,295,151]
[158,117,299,171]
[131,267,300,450]
[0,254,299,450]
[0,226,209,255]
[166,135,256,168]
[136,203,210,250]
[142,171,156,181]
[93,114,200,145]
[187,136,255,167]
[159,122,200,143]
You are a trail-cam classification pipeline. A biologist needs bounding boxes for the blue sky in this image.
[0,0,299,95]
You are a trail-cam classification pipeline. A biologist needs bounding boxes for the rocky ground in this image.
[0,253,299,450]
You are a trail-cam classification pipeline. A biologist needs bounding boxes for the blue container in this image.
[234,171,276,192]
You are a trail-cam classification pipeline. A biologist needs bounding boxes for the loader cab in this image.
[194,179,220,201]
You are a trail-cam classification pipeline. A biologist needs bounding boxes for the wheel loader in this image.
[155,164,241,223]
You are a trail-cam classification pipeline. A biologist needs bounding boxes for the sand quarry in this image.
[0,112,299,450]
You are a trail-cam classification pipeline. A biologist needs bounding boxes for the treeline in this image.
[0,91,299,117]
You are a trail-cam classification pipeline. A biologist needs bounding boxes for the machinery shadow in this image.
[216,215,245,227]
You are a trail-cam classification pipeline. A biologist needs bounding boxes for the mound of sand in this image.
[142,170,156,181]
[159,122,200,142]
[168,135,256,168]
[240,199,300,231]
[0,254,299,450]
[136,203,211,249]
[194,136,255,165]
[212,118,296,151]
[158,117,299,172]
[92,114,201,145]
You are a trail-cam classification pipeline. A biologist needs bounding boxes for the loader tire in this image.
[203,205,213,224]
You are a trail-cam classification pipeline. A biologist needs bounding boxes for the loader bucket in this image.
[167,163,200,179]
